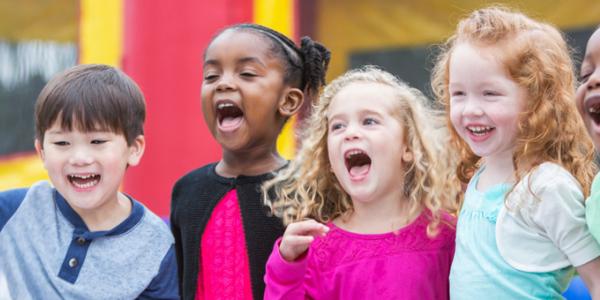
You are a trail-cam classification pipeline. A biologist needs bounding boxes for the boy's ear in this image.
[278,87,304,117]
[34,139,47,168]
[127,135,146,167]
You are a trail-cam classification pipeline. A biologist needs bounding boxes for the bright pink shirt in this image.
[197,189,253,300]
[264,213,455,300]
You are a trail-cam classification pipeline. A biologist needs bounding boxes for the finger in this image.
[282,235,315,247]
[279,235,314,261]
[287,220,329,236]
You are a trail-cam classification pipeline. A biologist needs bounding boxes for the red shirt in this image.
[196,189,253,300]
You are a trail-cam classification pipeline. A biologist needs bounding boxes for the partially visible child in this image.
[262,66,458,299]
[0,64,178,299]
[170,24,330,299]
[431,6,600,299]
[576,26,600,243]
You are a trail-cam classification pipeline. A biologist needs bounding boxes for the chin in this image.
[346,189,374,203]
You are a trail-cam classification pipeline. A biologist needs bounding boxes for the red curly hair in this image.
[431,6,596,199]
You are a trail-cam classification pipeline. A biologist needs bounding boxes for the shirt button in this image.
[68,258,78,268]
[77,237,86,245]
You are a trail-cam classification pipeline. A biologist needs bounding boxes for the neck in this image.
[478,152,515,190]
[217,143,286,177]
[76,193,132,232]
[337,191,419,234]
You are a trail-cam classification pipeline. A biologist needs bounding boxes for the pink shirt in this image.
[197,189,253,300]
[264,213,455,300]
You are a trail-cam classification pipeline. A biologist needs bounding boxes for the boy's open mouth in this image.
[344,149,371,177]
[68,174,100,189]
[216,101,244,128]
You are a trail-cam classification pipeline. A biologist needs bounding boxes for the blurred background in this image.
[0,0,599,298]
[0,0,599,220]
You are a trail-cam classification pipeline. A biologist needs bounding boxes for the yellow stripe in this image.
[79,0,123,66]
[254,0,297,159]
[0,154,47,190]
[276,118,297,160]
[254,0,294,36]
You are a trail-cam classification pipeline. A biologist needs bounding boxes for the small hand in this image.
[279,219,329,262]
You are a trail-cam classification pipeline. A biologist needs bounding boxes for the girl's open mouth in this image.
[585,96,600,125]
[216,101,244,131]
[344,149,371,179]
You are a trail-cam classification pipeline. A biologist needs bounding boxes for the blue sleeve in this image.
[138,244,180,300]
[0,188,28,231]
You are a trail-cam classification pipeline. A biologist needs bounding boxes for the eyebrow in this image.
[45,129,66,135]
[203,56,266,68]
[328,109,385,121]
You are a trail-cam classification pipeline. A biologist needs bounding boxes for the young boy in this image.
[0,64,178,299]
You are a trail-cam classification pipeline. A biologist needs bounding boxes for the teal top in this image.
[587,173,600,243]
[450,169,573,300]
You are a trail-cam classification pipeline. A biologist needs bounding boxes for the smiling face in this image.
[576,28,600,150]
[201,29,292,153]
[35,120,144,217]
[448,43,526,162]
[326,82,412,205]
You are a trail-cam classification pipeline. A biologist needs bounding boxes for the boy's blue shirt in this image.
[0,188,26,230]
[0,181,179,299]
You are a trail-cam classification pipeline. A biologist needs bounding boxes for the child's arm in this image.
[587,196,600,242]
[0,188,27,231]
[528,169,600,295]
[264,219,329,300]
[169,212,184,296]
[139,244,179,299]
[576,257,600,299]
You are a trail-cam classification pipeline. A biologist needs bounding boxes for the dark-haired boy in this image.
[0,64,178,299]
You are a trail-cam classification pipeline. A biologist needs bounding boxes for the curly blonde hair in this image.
[431,6,596,198]
[263,66,459,235]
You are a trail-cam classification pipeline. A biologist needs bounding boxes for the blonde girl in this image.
[263,66,458,300]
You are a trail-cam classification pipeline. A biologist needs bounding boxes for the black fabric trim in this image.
[171,163,285,300]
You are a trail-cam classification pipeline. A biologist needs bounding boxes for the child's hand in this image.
[279,219,329,262]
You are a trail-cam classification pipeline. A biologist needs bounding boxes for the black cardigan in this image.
[170,163,285,300]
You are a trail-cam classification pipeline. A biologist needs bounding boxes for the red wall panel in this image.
[122,0,252,217]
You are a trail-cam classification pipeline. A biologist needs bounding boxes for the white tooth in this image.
[466,125,492,136]
[467,126,493,134]
[217,103,234,109]
[72,178,99,189]
[346,150,365,159]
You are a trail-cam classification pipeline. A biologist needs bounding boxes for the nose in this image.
[68,146,94,166]
[215,73,236,92]
[587,69,600,90]
[343,123,361,141]
[461,97,484,117]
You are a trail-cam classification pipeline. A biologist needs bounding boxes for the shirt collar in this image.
[54,189,144,239]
